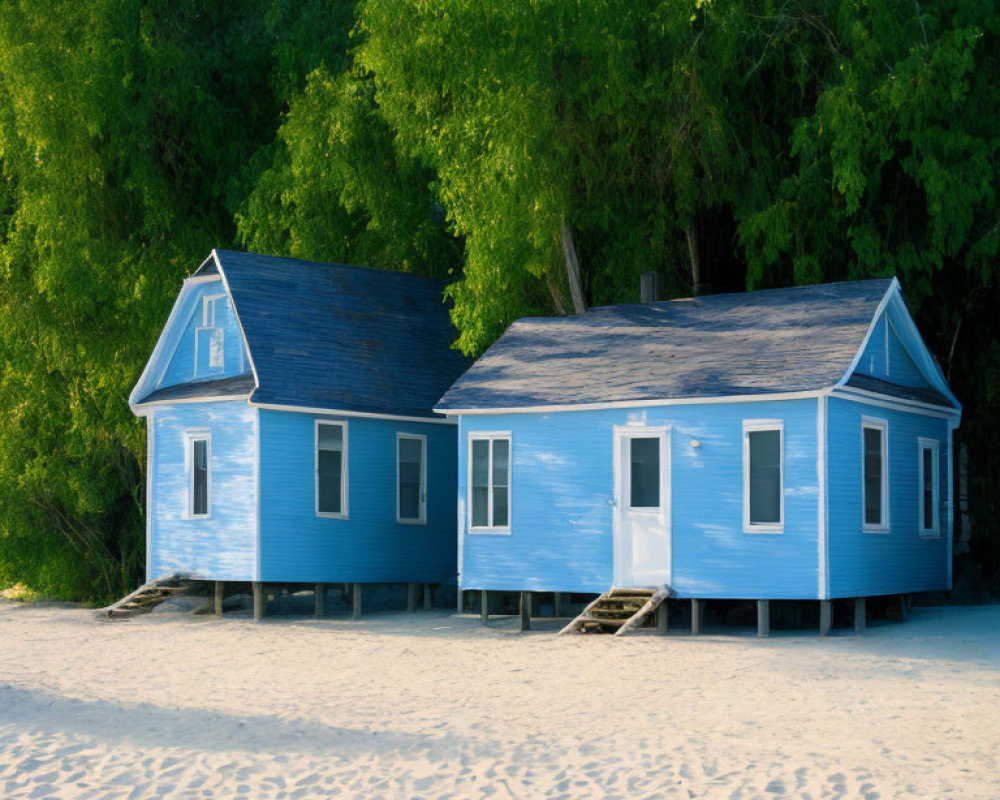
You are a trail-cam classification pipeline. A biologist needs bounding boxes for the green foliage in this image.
[1,0,998,599]
[0,0,335,602]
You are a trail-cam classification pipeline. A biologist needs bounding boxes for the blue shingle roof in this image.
[213,250,470,418]
[436,279,896,411]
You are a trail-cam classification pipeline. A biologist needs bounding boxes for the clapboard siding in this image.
[459,399,820,598]
[827,396,950,596]
[257,410,457,583]
[159,280,250,388]
[149,401,257,581]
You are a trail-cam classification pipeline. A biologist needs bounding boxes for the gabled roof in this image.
[132,250,470,419]
[436,278,959,413]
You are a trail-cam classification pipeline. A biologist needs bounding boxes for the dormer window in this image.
[195,294,226,375]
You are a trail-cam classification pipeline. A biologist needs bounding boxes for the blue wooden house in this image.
[129,250,469,615]
[436,278,961,631]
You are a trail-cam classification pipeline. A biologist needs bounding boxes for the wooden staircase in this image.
[96,575,197,620]
[560,586,671,636]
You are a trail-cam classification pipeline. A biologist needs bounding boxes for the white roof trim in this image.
[128,271,222,410]
[835,278,961,410]
[436,389,826,416]
[251,401,457,425]
[835,277,899,388]
[829,387,959,419]
[211,248,262,400]
[132,393,253,409]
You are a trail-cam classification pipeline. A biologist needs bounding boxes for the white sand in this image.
[0,601,997,799]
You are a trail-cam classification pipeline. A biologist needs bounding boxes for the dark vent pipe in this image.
[640,271,662,304]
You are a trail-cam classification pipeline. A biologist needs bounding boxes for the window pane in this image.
[209,328,224,368]
[493,486,509,527]
[748,430,781,524]
[864,427,883,525]
[923,447,934,530]
[318,449,342,514]
[492,439,509,488]
[630,437,660,508]
[192,439,208,515]
[471,440,489,526]
[318,424,343,451]
[399,437,422,465]
[399,438,423,520]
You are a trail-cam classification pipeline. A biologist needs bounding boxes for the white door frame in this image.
[612,425,671,587]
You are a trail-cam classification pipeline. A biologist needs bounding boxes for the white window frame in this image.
[194,294,227,376]
[862,416,890,533]
[397,432,427,525]
[315,419,349,519]
[467,431,512,535]
[742,419,784,534]
[918,437,940,537]
[186,432,211,519]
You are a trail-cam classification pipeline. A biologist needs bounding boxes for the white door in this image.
[613,426,671,587]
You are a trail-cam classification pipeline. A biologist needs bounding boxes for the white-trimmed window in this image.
[743,420,784,533]
[862,417,889,531]
[195,294,225,375]
[188,434,211,518]
[316,420,348,518]
[918,438,940,536]
[397,433,426,524]
[469,433,511,532]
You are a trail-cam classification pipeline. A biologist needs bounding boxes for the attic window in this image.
[195,294,226,375]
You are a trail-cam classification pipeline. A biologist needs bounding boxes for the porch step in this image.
[96,575,198,620]
[559,586,671,636]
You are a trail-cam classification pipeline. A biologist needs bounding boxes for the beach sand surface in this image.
[0,600,997,799]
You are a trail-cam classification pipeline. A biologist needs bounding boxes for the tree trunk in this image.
[685,215,702,296]
[546,273,567,315]
[561,219,586,314]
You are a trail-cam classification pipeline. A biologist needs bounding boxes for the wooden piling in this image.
[480,590,489,625]
[352,583,362,620]
[553,592,563,618]
[252,582,264,622]
[407,583,419,612]
[314,583,326,618]
[656,599,669,635]
[854,597,866,634]
[214,581,224,617]
[899,594,908,621]
[423,583,433,610]
[691,599,703,635]
[757,599,770,638]
[519,591,532,632]
[819,600,832,636]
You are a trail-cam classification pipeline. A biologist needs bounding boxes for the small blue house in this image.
[436,278,961,617]
[130,250,469,609]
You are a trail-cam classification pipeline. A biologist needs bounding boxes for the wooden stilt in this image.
[423,583,433,610]
[519,591,532,632]
[214,581,224,617]
[757,599,770,638]
[480,590,489,625]
[554,592,563,618]
[899,594,908,621]
[656,599,669,635]
[691,599,703,635]
[252,582,264,622]
[854,597,866,634]
[819,600,832,636]
[407,583,418,612]
[352,583,362,620]
[314,583,326,618]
